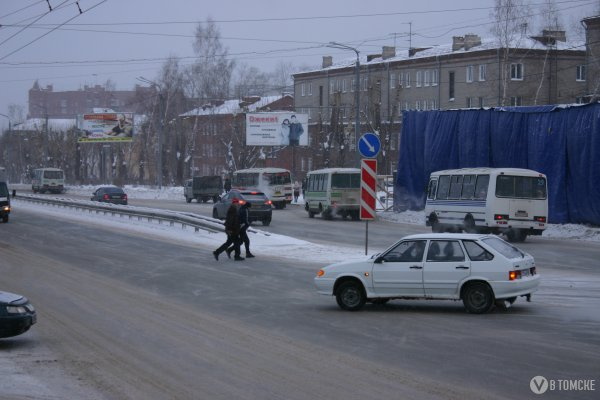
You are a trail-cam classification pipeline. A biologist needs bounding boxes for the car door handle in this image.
[410,266,423,269]
[455,266,469,269]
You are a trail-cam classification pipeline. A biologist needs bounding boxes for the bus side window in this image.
[461,175,476,199]
[449,175,464,199]
[437,175,451,200]
[474,175,489,199]
[427,180,438,200]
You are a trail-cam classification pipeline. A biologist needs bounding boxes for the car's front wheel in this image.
[335,281,366,311]
[462,282,495,314]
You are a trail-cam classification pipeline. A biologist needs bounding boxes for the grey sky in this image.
[0,0,596,129]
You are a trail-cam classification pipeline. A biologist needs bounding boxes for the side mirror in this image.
[374,256,385,264]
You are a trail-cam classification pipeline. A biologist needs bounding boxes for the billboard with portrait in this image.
[77,112,135,143]
[246,112,308,146]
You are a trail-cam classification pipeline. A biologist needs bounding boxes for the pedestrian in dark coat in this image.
[224,178,232,193]
[227,202,254,258]
[214,204,243,261]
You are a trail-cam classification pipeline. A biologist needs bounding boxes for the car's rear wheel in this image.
[506,228,527,242]
[262,218,271,226]
[462,282,495,314]
[212,209,219,219]
[336,281,366,311]
[185,197,191,203]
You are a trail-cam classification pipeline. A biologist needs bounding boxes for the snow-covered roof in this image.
[12,118,76,132]
[296,35,585,76]
[180,95,288,117]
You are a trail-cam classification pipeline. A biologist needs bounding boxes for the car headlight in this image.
[2,206,9,212]
[6,306,28,314]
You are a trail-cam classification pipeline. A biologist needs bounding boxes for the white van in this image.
[304,168,361,220]
[425,168,547,242]
[32,168,65,194]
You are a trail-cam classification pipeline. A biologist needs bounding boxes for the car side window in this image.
[463,241,494,261]
[427,241,465,262]
[384,240,426,262]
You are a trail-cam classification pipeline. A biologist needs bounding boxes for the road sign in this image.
[358,133,381,158]
[360,159,377,220]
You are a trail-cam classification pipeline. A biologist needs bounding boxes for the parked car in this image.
[0,181,10,223]
[91,186,128,205]
[212,189,273,226]
[0,291,37,338]
[315,233,540,313]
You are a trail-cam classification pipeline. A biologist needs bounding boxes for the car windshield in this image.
[43,170,63,179]
[481,237,524,259]
[0,183,8,197]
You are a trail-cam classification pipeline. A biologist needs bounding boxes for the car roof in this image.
[401,233,494,241]
[98,186,124,190]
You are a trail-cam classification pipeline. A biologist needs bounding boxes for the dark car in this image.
[0,181,10,223]
[212,189,272,226]
[91,186,128,205]
[0,291,36,338]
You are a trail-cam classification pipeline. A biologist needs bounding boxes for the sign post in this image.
[359,133,380,255]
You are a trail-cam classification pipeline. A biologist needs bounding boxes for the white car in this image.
[315,233,540,313]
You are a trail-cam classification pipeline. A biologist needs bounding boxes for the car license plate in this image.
[112,196,121,199]
[515,210,528,217]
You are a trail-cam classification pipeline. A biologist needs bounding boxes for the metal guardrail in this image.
[13,193,226,234]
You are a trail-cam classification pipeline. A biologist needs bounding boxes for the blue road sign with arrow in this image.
[358,133,381,158]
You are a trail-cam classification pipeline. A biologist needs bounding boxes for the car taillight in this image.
[534,216,546,223]
[103,194,110,200]
[265,200,272,205]
[509,270,522,280]
[238,200,246,205]
[123,194,128,200]
[495,214,509,220]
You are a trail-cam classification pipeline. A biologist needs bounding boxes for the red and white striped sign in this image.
[360,159,377,220]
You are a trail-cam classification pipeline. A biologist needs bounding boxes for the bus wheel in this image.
[351,211,360,221]
[308,211,315,218]
[463,216,477,233]
[506,229,527,242]
[323,208,334,220]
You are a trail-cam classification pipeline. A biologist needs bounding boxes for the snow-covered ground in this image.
[11,184,600,257]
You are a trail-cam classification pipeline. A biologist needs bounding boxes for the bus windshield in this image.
[234,173,259,187]
[496,176,546,199]
[331,173,360,189]
[43,170,64,179]
[264,172,291,185]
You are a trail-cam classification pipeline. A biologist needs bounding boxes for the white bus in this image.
[304,168,361,220]
[232,168,292,209]
[425,168,547,242]
[32,168,65,194]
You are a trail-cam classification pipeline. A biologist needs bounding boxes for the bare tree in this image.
[232,63,272,98]
[491,0,532,105]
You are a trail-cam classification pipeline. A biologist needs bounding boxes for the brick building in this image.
[180,95,296,177]
[28,81,152,118]
[293,29,588,175]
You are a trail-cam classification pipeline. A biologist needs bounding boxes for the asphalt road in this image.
[1,205,599,399]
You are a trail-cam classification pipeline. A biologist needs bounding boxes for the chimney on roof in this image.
[409,47,431,57]
[322,56,332,68]
[463,34,482,50]
[382,46,396,60]
[367,53,381,62]
[452,36,465,51]
[531,29,567,46]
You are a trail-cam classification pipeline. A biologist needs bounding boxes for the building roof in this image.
[294,35,585,77]
[180,95,291,117]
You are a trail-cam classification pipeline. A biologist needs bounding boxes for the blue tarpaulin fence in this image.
[394,103,600,225]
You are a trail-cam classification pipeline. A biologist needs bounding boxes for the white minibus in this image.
[32,168,65,194]
[304,168,361,220]
[232,168,292,209]
[425,168,547,242]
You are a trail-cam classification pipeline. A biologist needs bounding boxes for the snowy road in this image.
[0,201,599,399]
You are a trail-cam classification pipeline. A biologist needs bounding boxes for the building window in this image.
[319,86,323,106]
[415,100,422,111]
[466,65,474,83]
[342,79,348,93]
[416,71,422,87]
[403,101,410,110]
[390,74,396,89]
[431,69,438,86]
[308,83,313,96]
[510,96,522,106]
[424,70,430,87]
[466,97,474,108]
[479,64,487,81]
[430,99,437,110]
[301,83,306,96]
[577,65,587,82]
[362,77,369,91]
[510,63,524,80]
[479,97,485,107]
[449,71,455,100]
[405,72,411,88]
[329,80,334,94]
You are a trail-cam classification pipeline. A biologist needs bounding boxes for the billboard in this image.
[77,112,135,143]
[246,112,308,146]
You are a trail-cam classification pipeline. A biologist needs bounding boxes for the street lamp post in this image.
[327,42,360,166]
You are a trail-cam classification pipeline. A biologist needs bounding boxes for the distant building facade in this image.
[293,29,588,174]
[28,81,152,118]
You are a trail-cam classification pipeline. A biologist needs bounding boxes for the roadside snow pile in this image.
[63,185,183,200]
[377,210,425,225]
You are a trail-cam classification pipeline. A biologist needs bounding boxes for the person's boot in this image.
[234,256,245,261]
[226,248,232,259]
[246,252,255,258]
[213,251,219,261]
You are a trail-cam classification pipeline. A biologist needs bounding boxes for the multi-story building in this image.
[28,81,153,118]
[293,30,587,174]
[180,95,294,177]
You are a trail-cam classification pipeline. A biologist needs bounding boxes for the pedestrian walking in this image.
[227,202,254,258]
[293,181,300,203]
[213,204,243,261]
[302,178,307,198]
[224,178,232,193]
